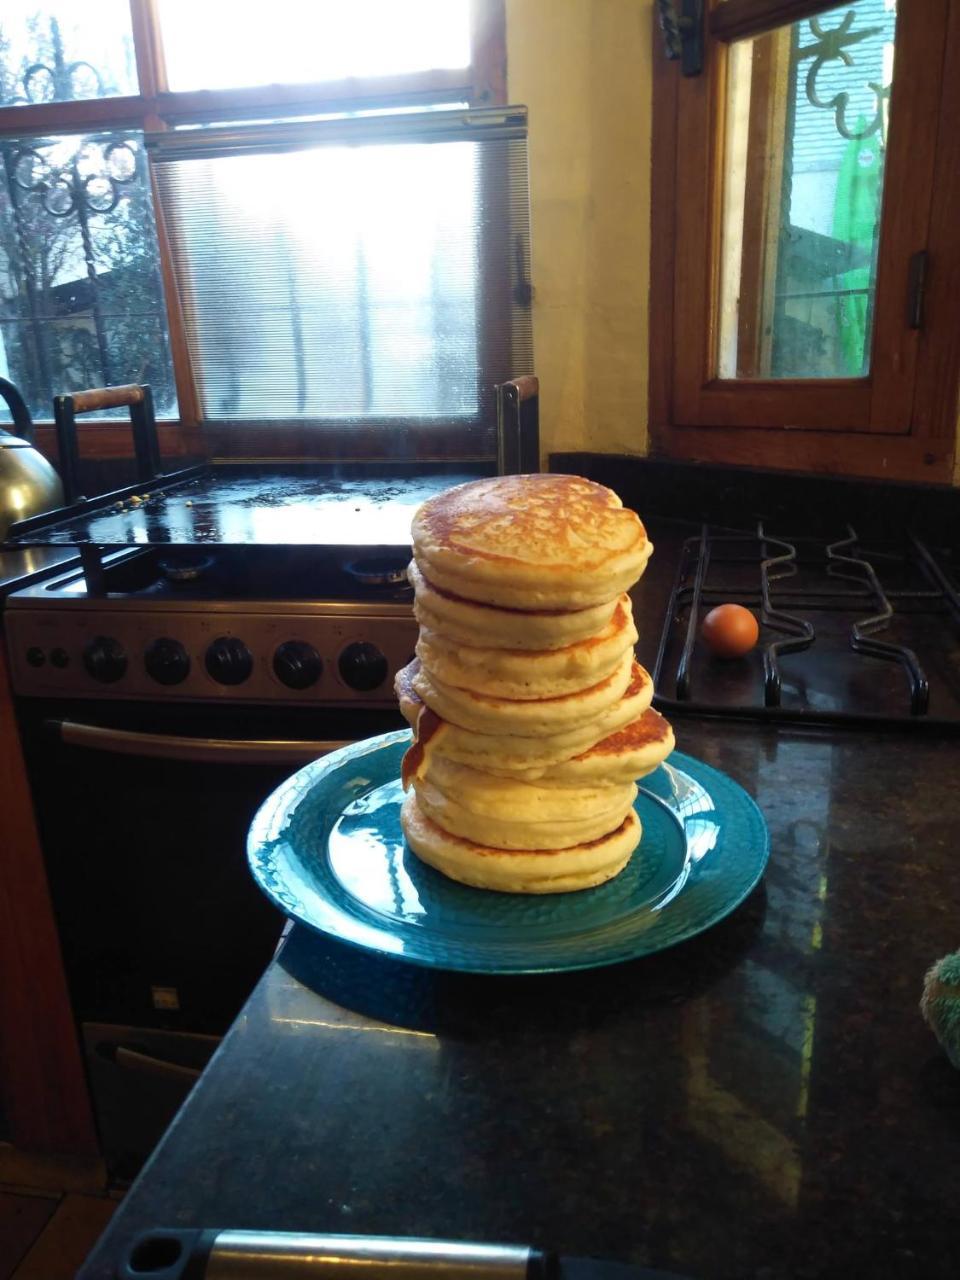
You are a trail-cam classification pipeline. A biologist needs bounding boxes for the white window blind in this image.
[148,108,532,453]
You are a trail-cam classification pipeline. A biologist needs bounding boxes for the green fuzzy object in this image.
[921,952,960,1069]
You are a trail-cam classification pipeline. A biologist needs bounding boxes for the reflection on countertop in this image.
[80,716,960,1280]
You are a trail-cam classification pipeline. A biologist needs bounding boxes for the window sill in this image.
[31,420,497,466]
[34,421,205,464]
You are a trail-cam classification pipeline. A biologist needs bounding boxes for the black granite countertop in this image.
[80,710,960,1280]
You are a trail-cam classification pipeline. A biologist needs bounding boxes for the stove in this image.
[6,544,419,706]
[2,388,533,1176]
[650,522,960,729]
[3,458,491,706]
[7,538,425,1179]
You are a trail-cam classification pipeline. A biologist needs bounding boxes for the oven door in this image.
[17,697,404,1036]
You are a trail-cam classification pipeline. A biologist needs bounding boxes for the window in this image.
[151,111,530,457]
[0,1,511,457]
[650,0,960,483]
[0,128,176,421]
[156,0,473,92]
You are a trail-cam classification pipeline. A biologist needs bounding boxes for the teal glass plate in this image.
[248,730,769,974]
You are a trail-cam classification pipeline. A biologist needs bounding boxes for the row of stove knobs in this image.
[80,636,390,691]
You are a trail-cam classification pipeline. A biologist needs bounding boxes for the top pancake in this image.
[411,473,652,610]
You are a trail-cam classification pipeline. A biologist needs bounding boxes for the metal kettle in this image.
[0,377,64,537]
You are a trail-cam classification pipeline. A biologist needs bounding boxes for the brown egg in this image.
[700,603,759,659]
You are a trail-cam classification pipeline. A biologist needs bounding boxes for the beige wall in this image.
[507,0,653,461]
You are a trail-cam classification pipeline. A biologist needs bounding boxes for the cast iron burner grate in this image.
[652,523,960,730]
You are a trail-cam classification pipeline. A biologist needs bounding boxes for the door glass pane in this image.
[158,0,471,93]
[718,0,897,380]
[0,3,137,106]
[0,133,178,422]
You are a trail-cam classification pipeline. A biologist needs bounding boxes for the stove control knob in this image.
[273,641,322,690]
[83,635,127,684]
[338,641,388,692]
[145,637,191,686]
[205,636,253,686]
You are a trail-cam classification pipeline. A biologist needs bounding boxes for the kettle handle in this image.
[0,377,35,444]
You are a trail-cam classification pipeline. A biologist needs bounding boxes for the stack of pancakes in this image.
[395,473,675,894]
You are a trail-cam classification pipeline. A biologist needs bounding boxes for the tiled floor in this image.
[0,1190,115,1280]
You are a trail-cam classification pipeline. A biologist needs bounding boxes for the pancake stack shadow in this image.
[395,474,676,894]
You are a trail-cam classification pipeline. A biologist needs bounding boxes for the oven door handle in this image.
[112,1046,202,1084]
[49,720,354,765]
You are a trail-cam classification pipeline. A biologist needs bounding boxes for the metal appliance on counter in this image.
[2,377,537,1178]
[0,377,64,536]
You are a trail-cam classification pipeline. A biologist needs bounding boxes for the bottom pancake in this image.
[400,793,641,894]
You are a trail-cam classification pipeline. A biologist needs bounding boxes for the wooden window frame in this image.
[650,0,960,483]
[0,0,507,461]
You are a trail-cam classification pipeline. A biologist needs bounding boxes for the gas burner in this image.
[652,523,960,730]
[342,556,411,588]
[157,554,215,584]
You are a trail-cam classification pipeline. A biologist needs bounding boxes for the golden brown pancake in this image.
[526,708,676,785]
[412,771,637,850]
[397,475,662,896]
[415,596,638,699]
[401,793,641,894]
[411,474,653,610]
[409,560,621,651]
[412,650,635,735]
[395,658,656,775]
[420,754,636,819]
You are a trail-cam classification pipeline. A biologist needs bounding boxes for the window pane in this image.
[153,125,532,442]
[718,0,897,379]
[0,133,178,423]
[0,3,137,106]
[158,0,471,93]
